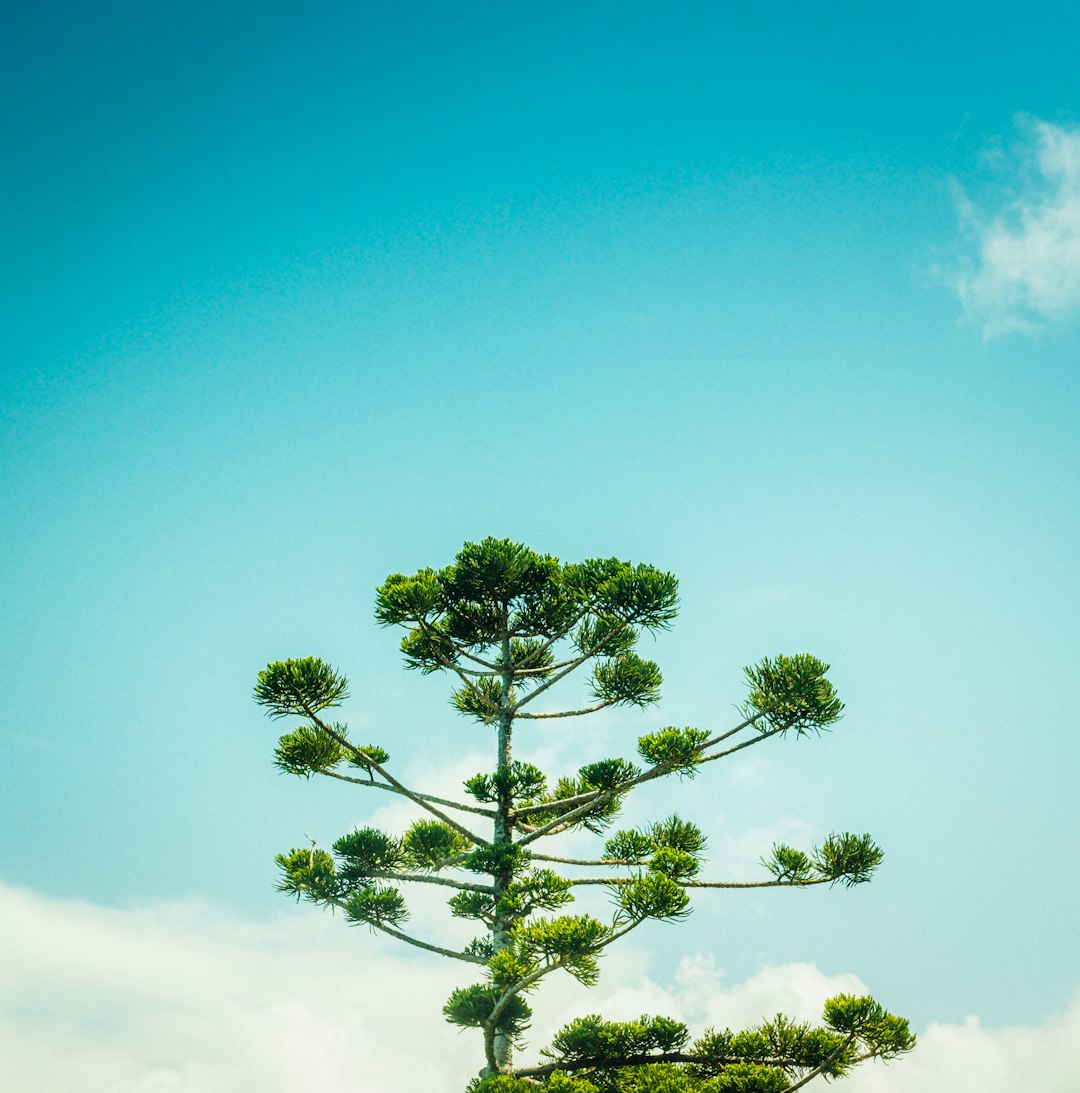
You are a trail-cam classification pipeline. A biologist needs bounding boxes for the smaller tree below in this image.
[254,537,914,1092]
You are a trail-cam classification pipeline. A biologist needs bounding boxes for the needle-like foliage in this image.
[254,537,914,1090]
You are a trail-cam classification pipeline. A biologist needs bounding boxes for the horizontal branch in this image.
[564,876,830,889]
[367,871,494,893]
[530,853,644,868]
[513,1047,816,1081]
[516,701,615,720]
[319,769,496,818]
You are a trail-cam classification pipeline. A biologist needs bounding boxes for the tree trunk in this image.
[491,623,514,1070]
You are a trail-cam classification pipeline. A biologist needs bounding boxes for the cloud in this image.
[1,881,1078,1092]
[950,118,1080,334]
[0,881,477,1092]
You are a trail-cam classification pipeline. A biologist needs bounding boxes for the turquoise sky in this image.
[3,1,1079,1081]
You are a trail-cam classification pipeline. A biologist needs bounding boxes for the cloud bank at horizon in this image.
[2,882,1078,1092]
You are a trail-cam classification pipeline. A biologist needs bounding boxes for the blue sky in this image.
[3,3,1080,1090]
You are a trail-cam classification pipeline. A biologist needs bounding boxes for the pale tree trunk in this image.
[491,622,514,1071]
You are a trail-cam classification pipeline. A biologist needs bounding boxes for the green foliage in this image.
[603,829,654,862]
[403,819,471,869]
[547,1014,690,1065]
[471,1076,600,1093]
[274,847,337,902]
[253,657,349,718]
[273,723,345,777]
[345,885,409,929]
[466,762,548,804]
[464,842,532,879]
[464,936,496,961]
[760,844,814,884]
[374,568,443,626]
[813,833,883,887]
[449,889,496,921]
[637,727,710,775]
[709,1063,789,1092]
[444,983,533,1037]
[613,872,691,923]
[497,870,573,919]
[512,915,609,984]
[648,847,700,881]
[592,653,663,708]
[332,827,404,878]
[400,624,459,673]
[574,615,638,659]
[343,742,390,776]
[510,637,556,684]
[527,775,624,835]
[823,995,915,1058]
[488,948,541,990]
[761,833,882,887]
[649,816,707,856]
[743,655,843,734]
[579,758,642,792]
[373,540,678,671]
[452,676,504,723]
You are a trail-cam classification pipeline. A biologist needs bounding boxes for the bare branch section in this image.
[516,701,615,720]
[319,769,497,818]
[363,920,487,965]
[565,876,833,889]
[367,871,494,894]
[308,712,489,847]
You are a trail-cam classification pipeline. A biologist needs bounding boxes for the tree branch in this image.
[511,714,780,830]
[427,643,502,715]
[530,853,645,868]
[364,919,488,964]
[511,616,635,713]
[516,701,616,720]
[305,713,490,847]
[564,876,830,889]
[512,789,602,820]
[510,651,594,712]
[697,722,790,765]
[512,1048,815,1081]
[781,1032,858,1093]
[318,769,497,818]
[415,619,501,672]
[368,871,495,893]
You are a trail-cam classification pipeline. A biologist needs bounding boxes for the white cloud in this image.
[1,881,1078,1092]
[951,118,1080,334]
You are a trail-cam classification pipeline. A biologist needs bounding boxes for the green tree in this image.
[254,538,913,1092]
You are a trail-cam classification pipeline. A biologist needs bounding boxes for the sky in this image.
[2,2,1079,1090]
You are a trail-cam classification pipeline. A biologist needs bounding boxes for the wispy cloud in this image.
[2,881,1078,1091]
[950,118,1080,335]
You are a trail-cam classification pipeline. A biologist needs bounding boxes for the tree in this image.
[254,537,914,1092]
